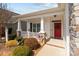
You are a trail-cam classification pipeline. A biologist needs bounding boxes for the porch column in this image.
[27,20,30,38]
[64,4,70,56]
[17,20,21,37]
[39,17,46,45]
[5,27,8,42]
[40,17,45,33]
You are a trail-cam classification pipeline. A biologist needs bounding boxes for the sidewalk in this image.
[36,39,66,56]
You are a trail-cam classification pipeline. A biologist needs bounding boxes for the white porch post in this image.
[27,20,30,38]
[5,27,8,42]
[17,20,21,36]
[64,4,70,56]
[39,17,46,45]
[40,17,45,33]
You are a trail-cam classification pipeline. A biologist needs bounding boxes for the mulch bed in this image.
[0,48,12,56]
[0,43,13,56]
[0,43,5,50]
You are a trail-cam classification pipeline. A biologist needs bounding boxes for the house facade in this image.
[7,3,65,39]
[4,3,79,56]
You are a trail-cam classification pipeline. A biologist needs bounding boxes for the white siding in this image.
[44,18,51,38]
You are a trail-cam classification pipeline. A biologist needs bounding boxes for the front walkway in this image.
[36,39,66,56]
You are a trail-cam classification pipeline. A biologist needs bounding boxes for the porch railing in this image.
[21,31,40,39]
[21,31,27,38]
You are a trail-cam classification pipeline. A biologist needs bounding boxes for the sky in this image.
[7,3,58,14]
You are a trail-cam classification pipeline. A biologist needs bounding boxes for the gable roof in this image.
[13,3,65,19]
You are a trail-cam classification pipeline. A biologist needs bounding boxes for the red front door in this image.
[54,23,61,39]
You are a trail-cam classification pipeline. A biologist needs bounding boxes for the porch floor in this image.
[36,39,66,56]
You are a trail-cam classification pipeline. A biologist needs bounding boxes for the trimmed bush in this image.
[6,40,18,47]
[12,46,32,56]
[24,38,41,50]
[15,36,24,46]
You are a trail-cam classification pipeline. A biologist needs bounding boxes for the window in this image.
[30,23,40,32]
[21,21,27,31]
[33,24,36,32]
[37,23,40,32]
[30,23,32,32]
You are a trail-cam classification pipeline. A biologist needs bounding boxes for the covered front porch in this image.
[6,11,64,40]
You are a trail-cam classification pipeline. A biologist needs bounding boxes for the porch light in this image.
[54,15,56,17]
[51,15,57,22]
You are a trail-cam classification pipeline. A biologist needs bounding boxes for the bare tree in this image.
[0,3,7,9]
[0,3,12,38]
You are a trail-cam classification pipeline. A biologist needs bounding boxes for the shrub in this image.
[6,40,18,47]
[24,38,41,50]
[15,36,24,46]
[12,46,32,56]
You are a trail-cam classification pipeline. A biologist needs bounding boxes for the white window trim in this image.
[31,23,40,32]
